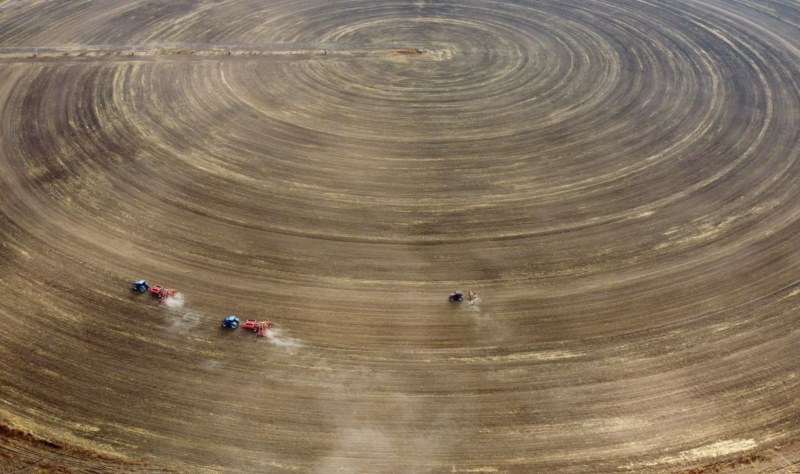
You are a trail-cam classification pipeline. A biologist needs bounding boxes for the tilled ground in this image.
[0,0,799,472]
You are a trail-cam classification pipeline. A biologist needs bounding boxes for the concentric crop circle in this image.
[0,0,799,472]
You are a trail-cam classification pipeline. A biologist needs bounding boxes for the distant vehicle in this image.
[449,289,463,302]
[222,315,240,329]
[132,279,150,293]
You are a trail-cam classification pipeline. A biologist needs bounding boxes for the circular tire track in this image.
[0,0,799,472]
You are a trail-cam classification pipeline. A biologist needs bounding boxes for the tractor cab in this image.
[449,289,464,302]
[132,279,150,293]
[222,315,240,329]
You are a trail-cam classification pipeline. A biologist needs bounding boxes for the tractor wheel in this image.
[231,322,239,329]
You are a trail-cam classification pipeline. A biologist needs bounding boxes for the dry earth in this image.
[0,0,799,472]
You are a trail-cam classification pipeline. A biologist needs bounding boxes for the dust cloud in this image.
[264,327,303,350]
[162,292,185,309]
[313,370,455,473]
[160,293,201,332]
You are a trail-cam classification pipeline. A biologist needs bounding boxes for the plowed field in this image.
[1,0,799,472]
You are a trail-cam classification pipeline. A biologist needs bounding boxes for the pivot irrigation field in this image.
[0,0,799,472]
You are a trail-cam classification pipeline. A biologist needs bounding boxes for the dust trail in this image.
[167,310,201,331]
[465,293,485,319]
[313,371,456,473]
[162,292,184,309]
[265,327,303,350]
[464,295,512,344]
[160,293,201,331]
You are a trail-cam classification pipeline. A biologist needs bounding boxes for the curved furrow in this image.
[0,0,799,473]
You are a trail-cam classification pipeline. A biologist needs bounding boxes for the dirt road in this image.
[0,0,799,472]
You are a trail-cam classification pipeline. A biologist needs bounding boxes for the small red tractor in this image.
[242,319,273,337]
[449,289,464,302]
[150,285,177,304]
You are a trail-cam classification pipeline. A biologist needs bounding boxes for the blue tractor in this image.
[132,279,150,293]
[222,315,240,329]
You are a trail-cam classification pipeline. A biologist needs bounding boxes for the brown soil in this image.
[0,422,171,472]
[0,0,799,472]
